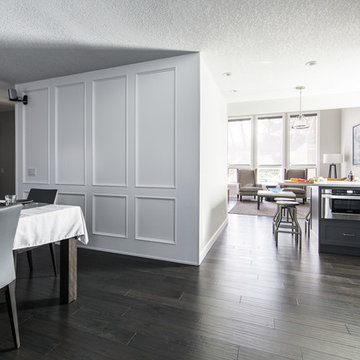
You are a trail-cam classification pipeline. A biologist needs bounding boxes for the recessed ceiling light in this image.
[305,60,317,66]
[232,89,238,93]
[223,72,232,77]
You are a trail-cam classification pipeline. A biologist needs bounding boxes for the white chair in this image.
[0,204,22,348]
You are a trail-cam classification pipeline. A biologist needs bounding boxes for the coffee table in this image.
[257,190,296,210]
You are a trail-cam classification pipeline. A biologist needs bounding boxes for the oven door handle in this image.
[343,233,356,237]
[322,194,360,200]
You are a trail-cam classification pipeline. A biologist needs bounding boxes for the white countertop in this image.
[310,181,360,187]
[280,181,360,187]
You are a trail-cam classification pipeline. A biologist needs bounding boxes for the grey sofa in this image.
[281,168,307,204]
[237,169,263,201]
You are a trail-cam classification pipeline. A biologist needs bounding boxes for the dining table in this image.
[12,203,89,304]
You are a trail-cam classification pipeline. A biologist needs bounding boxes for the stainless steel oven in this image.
[322,188,360,220]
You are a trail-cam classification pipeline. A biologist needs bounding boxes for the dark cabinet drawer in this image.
[320,222,360,248]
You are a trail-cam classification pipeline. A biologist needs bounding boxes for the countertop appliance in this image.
[321,188,360,220]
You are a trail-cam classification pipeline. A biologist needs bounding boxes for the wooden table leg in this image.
[60,238,77,304]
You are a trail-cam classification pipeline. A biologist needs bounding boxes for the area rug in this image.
[229,199,310,218]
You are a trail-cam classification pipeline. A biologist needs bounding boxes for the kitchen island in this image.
[309,182,360,256]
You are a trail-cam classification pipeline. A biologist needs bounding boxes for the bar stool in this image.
[272,197,297,233]
[273,200,302,248]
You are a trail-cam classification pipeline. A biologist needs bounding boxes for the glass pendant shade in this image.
[292,114,309,129]
[292,86,309,130]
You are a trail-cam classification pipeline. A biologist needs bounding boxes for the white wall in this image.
[319,109,341,177]
[341,108,360,177]
[15,54,202,265]
[228,91,360,117]
[199,58,228,262]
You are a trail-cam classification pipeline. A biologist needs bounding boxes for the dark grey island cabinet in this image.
[320,220,360,255]
[311,185,360,256]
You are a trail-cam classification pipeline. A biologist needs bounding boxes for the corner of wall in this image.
[198,58,228,264]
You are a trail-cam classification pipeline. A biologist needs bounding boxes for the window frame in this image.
[227,117,253,167]
[255,113,284,168]
[227,111,320,183]
[286,111,319,169]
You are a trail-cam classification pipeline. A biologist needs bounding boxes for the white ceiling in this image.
[1,0,360,107]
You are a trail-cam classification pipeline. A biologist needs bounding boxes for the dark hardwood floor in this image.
[1,210,360,359]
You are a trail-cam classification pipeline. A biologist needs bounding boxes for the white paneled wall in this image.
[92,194,127,238]
[56,192,86,216]
[22,88,49,184]
[135,196,176,244]
[15,54,206,265]
[92,76,127,186]
[136,68,176,188]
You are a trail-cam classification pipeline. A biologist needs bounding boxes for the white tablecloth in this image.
[13,204,89,250]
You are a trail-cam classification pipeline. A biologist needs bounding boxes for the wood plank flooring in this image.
[1,212,360,359]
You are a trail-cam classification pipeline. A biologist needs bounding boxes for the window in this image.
[307,167,317,180]
[256,116,283,166]
[288,113,317,166]
[228,168,237,183]
[227,111,319,184]
[257,168,283,184]
[228,118,251,165]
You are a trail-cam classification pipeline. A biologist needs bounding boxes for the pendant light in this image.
[292,86,309,129]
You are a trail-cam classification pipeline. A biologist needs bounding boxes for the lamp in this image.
[323,153,342,178]
[8,89,28,105]
[292,86,309,130]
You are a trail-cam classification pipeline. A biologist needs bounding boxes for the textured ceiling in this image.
[0,0,360,105]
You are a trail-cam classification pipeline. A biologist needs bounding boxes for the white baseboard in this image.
[77,244,199,266]
[199,217,228,265]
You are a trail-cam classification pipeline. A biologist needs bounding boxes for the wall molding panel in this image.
[92,194,128,239]
[55,82,86,185]
[92,75,128,187]
[56,192,87,217]
[22,87,50,184]
[135,67,176,188]
[135,196,176,244]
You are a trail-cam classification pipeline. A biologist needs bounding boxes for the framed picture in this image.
[353,124,360,165]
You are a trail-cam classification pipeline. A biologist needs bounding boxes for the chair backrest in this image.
[237,169,256,187]
[27,189,58,204]
[285,169,307,180]
[0,205,22,289]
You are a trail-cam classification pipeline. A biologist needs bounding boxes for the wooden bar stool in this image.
[273,200,302,248]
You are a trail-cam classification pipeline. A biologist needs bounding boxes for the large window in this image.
[228,118,251,165]
[256,116,283,166]
[257,168,283,184]
[227,112,319,184]
[288,113,317,166]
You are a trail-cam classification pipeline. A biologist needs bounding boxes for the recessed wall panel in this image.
[93,195,127,238]
[136,68,176,188]
[56,193,86,216]
[23,88,49,183]
[92,76,127,186]
[135,197,176,244]
[55,83,85,185]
